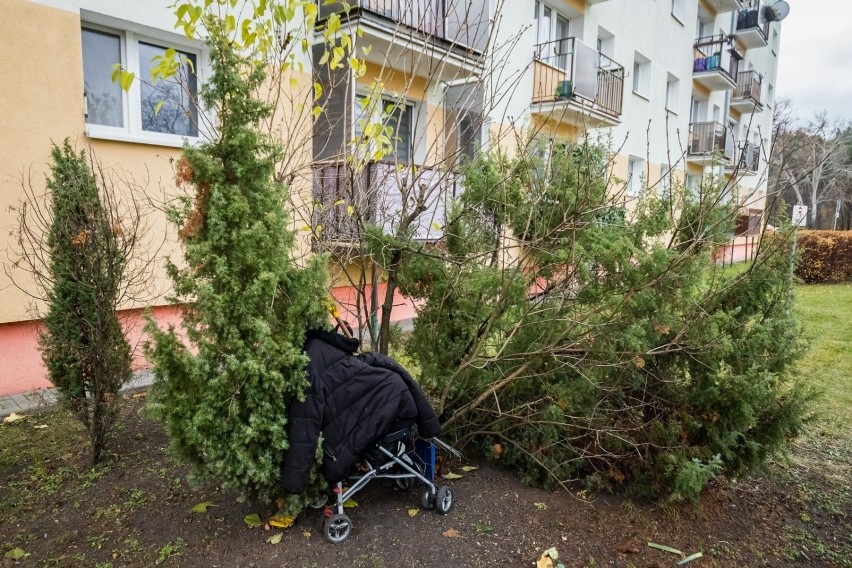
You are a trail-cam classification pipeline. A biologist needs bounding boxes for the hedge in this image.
[795,231,852,284]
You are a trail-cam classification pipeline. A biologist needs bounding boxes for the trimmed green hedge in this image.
[796,231,852,284]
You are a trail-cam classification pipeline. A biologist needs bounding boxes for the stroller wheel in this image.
[308,493,329,509]
[435,486,453,515]
[323,513,352,544]
[420,488,435,510]
[394,477,414,491]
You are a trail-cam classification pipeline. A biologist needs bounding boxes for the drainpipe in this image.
[720,8,737,200]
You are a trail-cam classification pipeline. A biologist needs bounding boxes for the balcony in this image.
[316,0,489,81]
[311,161,462,245]
[530,38,625,127]
[735,1,770,48]
[726,141,760,176]
[706,0,745,13]
[693,35,741,91]
[730,70,764,113]
[687,121,735,165]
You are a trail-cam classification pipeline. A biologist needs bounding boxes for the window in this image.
[696,15,713,40]
[671,0,685,23]
[627,157,644,196]
[665,73,680,112]
[354,95,414,164]
[534,1,570,66]
[685,173,701,200]
[660,164,673,197]
[632,52,650,97]
[766,83,775,108]
[82,24,201,144]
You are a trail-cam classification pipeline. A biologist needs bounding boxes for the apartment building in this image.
[0,0,786,396]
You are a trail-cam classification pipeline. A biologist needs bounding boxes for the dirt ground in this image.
[1,399,850,568]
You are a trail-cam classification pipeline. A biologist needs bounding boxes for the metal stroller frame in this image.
[320,427,460,544]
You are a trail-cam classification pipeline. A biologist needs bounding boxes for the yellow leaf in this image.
[266,532,283,544]
[334,199,345,206]
[153,100,165,117]
[443,471,463,480]
[3,413,25,424]
[300,225,311,231]
[302,530,312,538]
[442,528,461,538]
[312,105,323,119]
[362,45,372,56]
[432,222,442,231]
[313,82,323,99]
[343,499,358,508]
[269,514,294,528]
[461,466,478,472]
[408,508,419,517]
[4,548,27,560]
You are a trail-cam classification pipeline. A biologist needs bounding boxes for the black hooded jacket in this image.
[280,331,441,494]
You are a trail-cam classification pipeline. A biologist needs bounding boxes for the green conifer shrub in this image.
[26,141,134,465]
[401,141,811,500]
[145,18,328,502]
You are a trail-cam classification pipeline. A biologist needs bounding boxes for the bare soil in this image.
[1,399,850,568]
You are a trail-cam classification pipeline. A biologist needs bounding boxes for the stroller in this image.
[319,428,460,544]
[279,329,460,544]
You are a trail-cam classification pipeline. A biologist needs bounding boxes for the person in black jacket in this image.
[280,330,440,494]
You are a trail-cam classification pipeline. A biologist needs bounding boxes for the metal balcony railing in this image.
[733,70,763,104]
[737,1,771,40]
[318,0,489,54]
[312,161,462,243]
[693,35,740,84]
[688,121,735,162]
[736,141,760,172]
[531,38,625,117]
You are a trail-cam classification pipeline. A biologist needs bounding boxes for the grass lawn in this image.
[794,282,852,434]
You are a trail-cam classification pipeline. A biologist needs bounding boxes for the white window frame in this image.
[82,17,208,148]
[665,73,680,113]
[353,91,416,164]
[534,1,571,47]
[632,52,651,98]
[671,0,686,24]
[627,156,644,197]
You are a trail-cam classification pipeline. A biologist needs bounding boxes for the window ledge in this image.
[671,13,685,26]
[665,107,679,115]
[85,125,202,148]
[632,90,650,102]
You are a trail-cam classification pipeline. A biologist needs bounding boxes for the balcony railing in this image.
[312,161,462,243]
[531,38,625,117]
[736,1,771,45]
[733,70,763,104]
[693,35,740,86]
[735,141,760,173]
[688,121,735,162]
[318,0,489,54]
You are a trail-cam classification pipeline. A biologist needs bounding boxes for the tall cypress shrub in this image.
[40,140,133,465]
[145,18,328,500]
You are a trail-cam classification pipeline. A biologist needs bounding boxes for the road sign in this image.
[792,205,808,228]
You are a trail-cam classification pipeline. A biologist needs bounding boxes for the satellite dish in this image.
[764,0,791,22]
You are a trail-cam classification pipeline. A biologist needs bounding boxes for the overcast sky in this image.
[777,0,852,125]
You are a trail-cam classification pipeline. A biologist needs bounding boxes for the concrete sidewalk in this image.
[0,371,154,419]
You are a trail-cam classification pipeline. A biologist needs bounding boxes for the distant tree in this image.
[771,103,852,229]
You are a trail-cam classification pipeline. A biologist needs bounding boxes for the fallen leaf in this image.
[4,548,28,560]
[619,545,639,554]
[269,514,294,529]
[266,533,283,544]
[302,530,312,538]
[275,496,286,510]
[678,552,704,565]
[648,542,683,555]
[633,355,646,368]
[191,501,214,514]
[3,413,25,424]
[131,391,147,399]
[536,547,560,568]
[492,443,503,458]
[264,522,271,531]
[243,513,263,528]
[33,424,48,430]
[443,471,463,480]
[461,465,478,472]
[544,547,559,560]
[343,499,358,508]
[442,528,462,538]
[534,502,547,510]
[408,508,419,517]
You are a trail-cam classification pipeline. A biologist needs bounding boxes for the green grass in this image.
[794,282,852,434]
